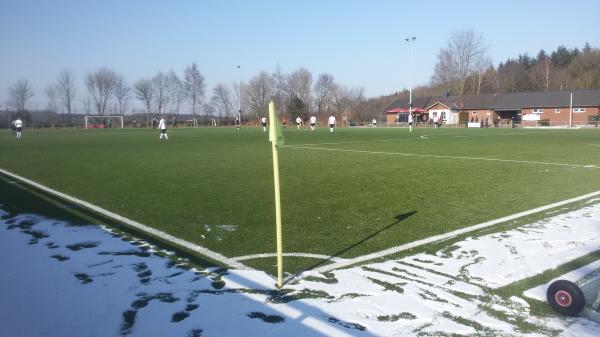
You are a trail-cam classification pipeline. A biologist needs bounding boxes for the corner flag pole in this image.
[268,101,285,288]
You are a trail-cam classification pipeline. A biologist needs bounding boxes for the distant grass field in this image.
[2,126,600,273]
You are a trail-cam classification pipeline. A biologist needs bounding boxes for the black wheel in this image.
[546,280,585,316]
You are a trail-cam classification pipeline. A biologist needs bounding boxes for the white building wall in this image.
[429,109,459,125]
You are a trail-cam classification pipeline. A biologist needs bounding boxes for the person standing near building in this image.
[309,115,317,131]
[14,118,23,139]
[432,113,439,128]
[328,114,336,133]
[372,118,377,127]
[158,116,168,140]
[260,116,267,132]
[295,116,302,129]
[408,113,414,132]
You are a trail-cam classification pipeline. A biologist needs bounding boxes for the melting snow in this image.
[2,201,600,336]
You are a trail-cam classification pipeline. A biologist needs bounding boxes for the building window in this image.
[573,107,586,113]
[441,111,446,120]
[532,108,544,113]
[555,108,561,113]
[472,111,476,115]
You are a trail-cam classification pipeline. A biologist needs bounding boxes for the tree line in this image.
[5,63,376,126]
[425,29,600,97]
[6,30,600,126]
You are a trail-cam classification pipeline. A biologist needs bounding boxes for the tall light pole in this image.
[236,65,242,122]
[405,36,416,124]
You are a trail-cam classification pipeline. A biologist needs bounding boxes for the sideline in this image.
[0,168,252,271]
[306,190,600,275]
[284,129,569,147]
[286,146,599,169]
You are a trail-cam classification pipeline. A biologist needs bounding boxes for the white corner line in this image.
[0,168,252,271]
[231,252,348,262]
[308,190,600,274]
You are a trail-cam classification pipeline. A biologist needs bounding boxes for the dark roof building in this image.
[383,89,600,126]
[385,89,600,112]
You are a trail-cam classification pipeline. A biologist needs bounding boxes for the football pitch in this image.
[2,126,600,274]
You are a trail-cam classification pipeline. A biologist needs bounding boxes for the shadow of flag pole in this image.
[268,101,285,288]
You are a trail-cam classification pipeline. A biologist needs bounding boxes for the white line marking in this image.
[0,168,252,271]
[285,130,569,147]
[286,146,600,169]
[306,190,600,274]
[232,252,348,262]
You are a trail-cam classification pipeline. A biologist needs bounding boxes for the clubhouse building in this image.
[383,89,600,127]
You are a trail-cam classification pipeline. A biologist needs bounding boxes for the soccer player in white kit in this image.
[372,118,376,127]
[158,116,168,140]
[14,118,23,139]
[295,116,302,129]
[328,115,336,133]
[408,113,414,132]
[260,116,267,132]
[309,115,317,131]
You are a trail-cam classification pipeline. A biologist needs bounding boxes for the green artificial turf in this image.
[2,126,600,273]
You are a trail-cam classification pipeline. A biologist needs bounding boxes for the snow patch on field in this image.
[2,201,600,336]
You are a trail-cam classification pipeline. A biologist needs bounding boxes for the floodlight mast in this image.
[405,36,416,118]
[237,65,242,122]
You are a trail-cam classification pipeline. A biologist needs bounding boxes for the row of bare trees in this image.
[8,35,599,125]
[213,67,367,121]
[6,63,207,125]
[6,60,372,125]
[428,29,600,96]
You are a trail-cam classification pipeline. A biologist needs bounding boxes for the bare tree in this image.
[45,85,58,125]
[45,85,58,113]
[211,84,234,118]
[134,79,154,125]
[166,70,183,115]
[348,87,368,121]
[86,68,117,115]
[271,65,288,117]
[473,56,492,95]
[331,84,351,117]
[82,97,92,115]
[246,71,273,118]
[184,63,205,117]
[433,29,487,96]
[114,75,130,115]
[152,71,168,115]
[56,69,76,123]
[9,79,34,114]
[431,48,456,93]
[314,73,335,115]
[287,68,312,114]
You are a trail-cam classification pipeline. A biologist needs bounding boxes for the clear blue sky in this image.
[1,0,599,107]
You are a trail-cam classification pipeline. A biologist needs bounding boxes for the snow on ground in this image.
[1,201,600,337]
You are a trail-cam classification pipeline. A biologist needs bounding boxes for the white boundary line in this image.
[0,168,252,271]
[286,146,599,169]
[5,168,600,276]
[306,190,600,274]
[284,130,570,147]
[232,252,348,262]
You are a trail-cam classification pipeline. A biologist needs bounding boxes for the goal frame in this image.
[84,115,124,129]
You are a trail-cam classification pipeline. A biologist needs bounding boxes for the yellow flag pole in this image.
[269,101,284,288]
